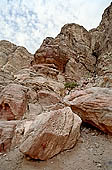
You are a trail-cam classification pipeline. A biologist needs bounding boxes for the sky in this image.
[0,0,111,53]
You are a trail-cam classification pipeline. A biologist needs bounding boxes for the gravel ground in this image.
[0,123,112,170]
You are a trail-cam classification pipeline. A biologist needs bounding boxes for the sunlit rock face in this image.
[19,107,82,160]
[64,87,112,134]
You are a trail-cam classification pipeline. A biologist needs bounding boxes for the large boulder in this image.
[19,107,82,160]
[64,87,112,134]
[0,84,27,120]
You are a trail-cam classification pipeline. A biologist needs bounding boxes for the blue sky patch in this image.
[0,0,111,53]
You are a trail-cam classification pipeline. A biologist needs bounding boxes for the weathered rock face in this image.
[32,3,112,83]
[0,84,27,120]
[32,37,70,72]
[0,121,17,152]
[90,3,112,55]
[0,70,14,91]
[90,3,112,77]
[38,90,61,106]
[0,40,33,74]
[32,24,96,81]
[64,87,112,134]
[11,120,33,148]
[0,2,112,159]
[19,107,82,160]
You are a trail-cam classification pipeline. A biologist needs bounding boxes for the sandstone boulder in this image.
[64,87,112,134]
[11,120,33,148]
[0,84,27,120]
[19,107,82,160]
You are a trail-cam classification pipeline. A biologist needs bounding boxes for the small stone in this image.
[5,157,9,161]
[95,143,99,148]
[97,163,102,168]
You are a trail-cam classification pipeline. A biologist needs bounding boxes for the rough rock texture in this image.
[0,70,14,90]
[11,120,33,149]
[32,3,112,84]
[0,84,27,120]
[38,90,61,106]
[0,40,33,74]
[90,3,112,77]
[64,87,112,134]
[0,2,112,162]
[14,67,65,94]
[32,24,95,81]
[20,107,82,160]
[0,121,17,152]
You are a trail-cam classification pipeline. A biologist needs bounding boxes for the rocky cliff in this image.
[32,3,112,85]
[0,3,112,161]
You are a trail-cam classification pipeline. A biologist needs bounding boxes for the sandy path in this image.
[0,124,112,170]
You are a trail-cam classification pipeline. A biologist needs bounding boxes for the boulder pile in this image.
[0,3,112,160]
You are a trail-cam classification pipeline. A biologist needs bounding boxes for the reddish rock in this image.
[38,90,61,106]
[64,87,112,134]
[0,84,27,120]
[0,121,17,152]
[32,24,95,81]
[32,37,69,72]
[19,107,82,160]
[11,120,33,148]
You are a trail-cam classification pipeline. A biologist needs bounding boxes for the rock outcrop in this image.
[64,87,112,134]
[32,3,112,85]
[90,3,112,77]
[32,24,95,81]
[20,107,82,160]
[0,84,27,120]
[0,2,112,160]
[0,40,33,74]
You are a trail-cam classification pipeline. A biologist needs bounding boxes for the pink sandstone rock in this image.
[64,87,112,134]
[0,84,27,120]
[19,107,82,160]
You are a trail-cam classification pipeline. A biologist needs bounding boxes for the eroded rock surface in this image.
[0,121,17,152]
[64,87,112,134]
[0,2,112,161]
[32,3,112,84]
[0,84,27,120]
[0,40,33,74]
[20,107,82,160]
[90,3,112,77]
[32,24,95,81]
